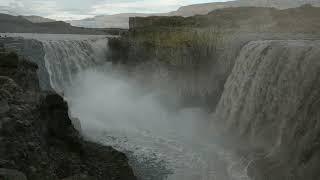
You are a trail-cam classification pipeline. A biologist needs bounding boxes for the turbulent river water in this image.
[1,33,251,180]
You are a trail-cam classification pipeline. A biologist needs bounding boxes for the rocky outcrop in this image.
[0,37,51,90]
[0,50,136,179]
[214,40,320,180]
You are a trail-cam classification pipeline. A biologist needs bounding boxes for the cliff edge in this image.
[0,50,136,179]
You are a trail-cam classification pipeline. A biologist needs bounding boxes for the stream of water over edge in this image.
[1,33,251,180]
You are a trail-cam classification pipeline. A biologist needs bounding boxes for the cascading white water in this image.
[40,37,109,92]
[0,33,110,92]
[1,33,251,180]
[65,68,252,180]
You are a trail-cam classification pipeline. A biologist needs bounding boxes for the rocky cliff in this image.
[109,5,320,180]
[110,6,320,109]
[0,50,136,179]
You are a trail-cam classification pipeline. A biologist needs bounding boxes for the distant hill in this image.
[129,5,320,33]
[69,0,320,29]
[22,16,56,23]
[169,0,320,16]
[0,13,115,34]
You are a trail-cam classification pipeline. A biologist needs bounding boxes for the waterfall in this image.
[0,33,110,92]
[214,40,320,150]
[41,38,109,92]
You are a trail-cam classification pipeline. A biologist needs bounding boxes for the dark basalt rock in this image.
[0,52,19,67]
[61,174,96,180]
[0,168,27,180]
[0,49,136,179]
[40,93,76,139]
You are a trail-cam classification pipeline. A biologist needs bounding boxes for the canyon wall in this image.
[113,6,320,110]
[112,36,320,179]
[109,5,320,180]
[1,5,319,179]
[108,29,226,108]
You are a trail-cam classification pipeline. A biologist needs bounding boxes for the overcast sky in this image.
[0,0,229,20]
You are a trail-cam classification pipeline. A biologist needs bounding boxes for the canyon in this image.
[0,4,320,180]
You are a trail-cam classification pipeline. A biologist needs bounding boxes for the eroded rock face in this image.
[214,40,320,180]
[0,50,136,179]
[0,168,27,180]
[40,93,76,139]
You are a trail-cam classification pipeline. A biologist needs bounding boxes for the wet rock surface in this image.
[0,50,136,179]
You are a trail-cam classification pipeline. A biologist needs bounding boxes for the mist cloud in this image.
[65,67,212,143]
